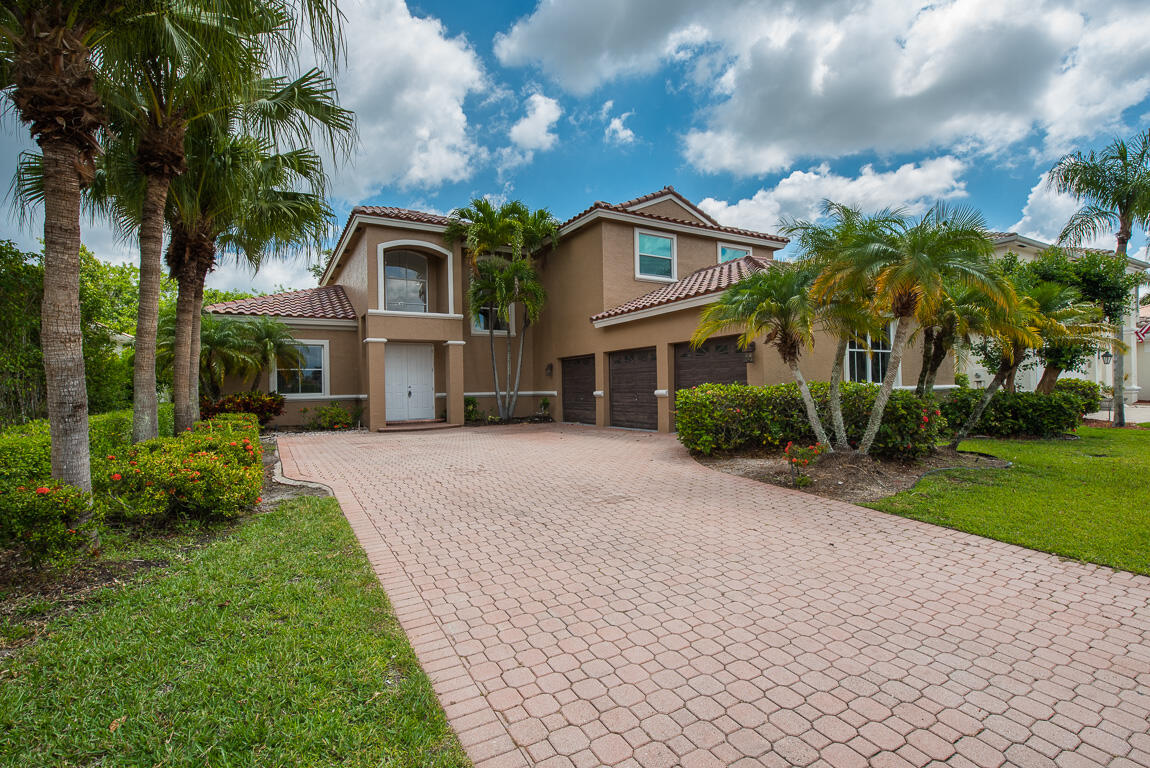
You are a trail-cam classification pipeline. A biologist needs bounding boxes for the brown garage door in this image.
[674,335,748,392]
[560,355,596,424]
[609,347,658,430]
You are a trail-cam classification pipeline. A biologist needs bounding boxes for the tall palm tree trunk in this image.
[828,334,850,450]
[922,333,951,397]
[1112,222,1132,428]
[190,275,205,422]
[132,174,169,441]
[503,321,513,420]
[487,325,503,420]
[915,327,935,396]
[509,314,528,418]
[859,316,912,455]
[787,358,832,449]
[171,266,197,433]
[40,139,92,494]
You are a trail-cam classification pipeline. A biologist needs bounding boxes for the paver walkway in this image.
[278,424,1150,768]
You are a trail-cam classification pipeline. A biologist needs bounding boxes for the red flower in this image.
[255,497,262,503]
[35,487,49,494]
[229,442,237,446]
[107,455,115,460]
[111,473,122,481]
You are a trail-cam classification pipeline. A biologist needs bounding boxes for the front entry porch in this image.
[364,338,465,430]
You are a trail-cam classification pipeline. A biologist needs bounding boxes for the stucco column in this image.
[445,340,465,425]
[594,350,608,427]
[365,338,387,430]
[657,342,673,432]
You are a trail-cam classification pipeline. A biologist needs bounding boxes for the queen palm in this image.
[1049,130,1150,427]
[814,202,1000,455]
[693,263,833,449]
[241,315,302,390]
[166,130,339,432]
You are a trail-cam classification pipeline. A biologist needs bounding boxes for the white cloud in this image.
[605,115,636,145]
[328,0,485,200]
[1008,172,1121,250]
[699,156,968,233]
[509,93,562,151]
[495,0,1150,174]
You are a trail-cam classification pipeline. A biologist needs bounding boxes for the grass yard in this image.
[869,427,1150,575]
[0,497,468,768]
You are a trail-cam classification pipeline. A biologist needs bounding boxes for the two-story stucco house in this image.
[206,186,949,431]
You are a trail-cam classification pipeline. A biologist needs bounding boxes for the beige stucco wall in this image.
[631,199,708,224]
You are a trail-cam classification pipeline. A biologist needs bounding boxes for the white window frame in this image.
[375,241,456,315]
[270,338,330,399]
[717,242,751,263]
[634,229,677,283]
[844,322,902,386]
[382,250,429,314]
[470,304,515,336]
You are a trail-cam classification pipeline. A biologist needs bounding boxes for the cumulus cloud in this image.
[605,115,636,146]
[495,0,1150,174]
[698,156,968,233]
[509,93,562,151]
[328,0,485,200]
[1009,172,1116,249]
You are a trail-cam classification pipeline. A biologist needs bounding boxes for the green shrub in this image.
[302,402,358,430]
[0,483,101,564]
[1052,379,1102,415]
[200,391,285,425]
[675,382,945,460]
[939,387,1081,438]
[102,414,263,522]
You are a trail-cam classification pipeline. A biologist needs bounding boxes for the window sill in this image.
[634,274,677,284]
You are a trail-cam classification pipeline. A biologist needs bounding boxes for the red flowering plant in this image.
[0,483,100,563]
[783,441,825,488]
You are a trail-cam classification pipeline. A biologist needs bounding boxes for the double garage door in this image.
[561,336,746,430]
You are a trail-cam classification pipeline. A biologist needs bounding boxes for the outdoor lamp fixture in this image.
[545,362,554,377]
[1102,350,1114,365]
[743,342,756,363]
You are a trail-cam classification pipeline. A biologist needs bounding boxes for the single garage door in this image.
[674,335,748,391]
[560,355,596,424]
[609,347,658,429]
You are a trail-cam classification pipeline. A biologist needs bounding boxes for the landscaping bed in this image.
[697,447,1010,504]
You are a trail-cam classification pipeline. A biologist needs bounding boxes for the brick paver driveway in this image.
[278,425,1150,768]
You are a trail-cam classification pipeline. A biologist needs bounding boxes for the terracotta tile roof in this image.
[591,254,773,321]
[205,285,356,320]
[561,200,787,244]
[615,185,721,226]
[350,205,450,226]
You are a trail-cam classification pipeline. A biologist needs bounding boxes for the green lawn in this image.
[0,497,468,768]
[869,427,1150,575]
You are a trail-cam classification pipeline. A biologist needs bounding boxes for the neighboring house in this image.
[962,232,1150,402]
[205,186,949,430]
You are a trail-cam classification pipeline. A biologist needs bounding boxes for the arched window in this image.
[384,250,428,312]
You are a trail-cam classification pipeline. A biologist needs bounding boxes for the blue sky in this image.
[4,0,1150,291]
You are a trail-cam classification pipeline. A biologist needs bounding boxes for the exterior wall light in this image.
[1102,350,1114,365]
[545,362,554,376]
[743,342,756,364]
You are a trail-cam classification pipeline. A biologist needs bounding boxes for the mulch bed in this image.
[1081,419,1147,429]
[697,447,1011,505]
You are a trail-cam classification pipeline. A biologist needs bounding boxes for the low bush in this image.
[200,391,285,426]
[675,382,945,460]
[939,387,1081,438]
[0,483,101,564]
[301,402,358,430]
[1052,379,1102,415]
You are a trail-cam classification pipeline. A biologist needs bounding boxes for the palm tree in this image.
[814,202,1001,455]
[197,315,257,399]
[241,315,301,389]
[444,198,528,271]
[949,277,1112,448]
[693,263,833,449]
[166,131,342,432]
[915,281,1011,397]
[781,202,895,450]
[1049,130,1150,427]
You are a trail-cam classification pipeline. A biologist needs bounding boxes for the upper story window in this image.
[847,327,892,383]
[635,230,676,281]
[274,341,327,396]
[718,244,751,263]
[384,250,428,312]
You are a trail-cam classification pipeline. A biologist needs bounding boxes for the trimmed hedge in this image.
[675,382,945,459]
[200,391,285,426]
[0,410,261,564]
[939,387,1081,438]
[1052,379,1103,416]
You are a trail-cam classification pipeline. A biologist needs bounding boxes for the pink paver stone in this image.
[279,425,1150,767]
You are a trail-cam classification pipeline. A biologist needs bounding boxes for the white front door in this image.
[385,343,436,421]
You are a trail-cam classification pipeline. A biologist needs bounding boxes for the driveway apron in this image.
[278,424,1150,768]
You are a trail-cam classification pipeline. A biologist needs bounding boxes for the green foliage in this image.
[102,416,263,523]
[939,387,1081,438]
[463,396,480,421]
[303,402,358,430]
[200,391,286,425]
[0,483,101,564]
[783,441,825,487]
[1052,379,1103,415]
[675,382,945,460]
